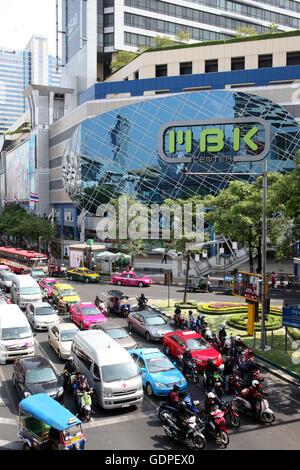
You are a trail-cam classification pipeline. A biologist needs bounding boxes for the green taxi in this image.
[51,283,81,310]
[66,267,100,283]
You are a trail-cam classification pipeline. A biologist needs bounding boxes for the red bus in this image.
[0,247,48,274]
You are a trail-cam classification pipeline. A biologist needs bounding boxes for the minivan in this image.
[11,275,42,308]
[0,304,35,364]
[71,330,143,409]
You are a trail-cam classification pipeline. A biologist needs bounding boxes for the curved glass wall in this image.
[62,90,300,213]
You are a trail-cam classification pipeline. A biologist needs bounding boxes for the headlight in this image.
[24,392,31,398]
[181,377,187,384]
[102,392,112,397]
[154,382,167,388]
[58,386,64,396]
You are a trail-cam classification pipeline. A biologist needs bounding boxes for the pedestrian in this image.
[162,253,167,264]
[125,264,131,272]
[271,272,275,288]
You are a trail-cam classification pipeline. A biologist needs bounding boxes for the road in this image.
[0,279,299,451]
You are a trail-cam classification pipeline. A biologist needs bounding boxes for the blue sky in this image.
[0,0,58,55]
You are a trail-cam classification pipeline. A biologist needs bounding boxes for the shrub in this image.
[227,313,282,331]
[174,301,198,309]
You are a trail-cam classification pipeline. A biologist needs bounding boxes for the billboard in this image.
[282,304,300,329]
[5,136,35,201]
[233,270,264,302]
[63,0,87,64]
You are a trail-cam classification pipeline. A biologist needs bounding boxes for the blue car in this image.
[129,347,187,397]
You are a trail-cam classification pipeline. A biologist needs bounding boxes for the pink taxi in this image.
[112,272,152,287]
[69,302,107,330]
[38,278,58,300]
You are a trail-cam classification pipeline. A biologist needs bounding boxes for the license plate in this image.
[71,436,79,443]
[121,403,130,408]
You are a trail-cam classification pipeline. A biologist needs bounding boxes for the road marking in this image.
[0,417,17,425]
[83,409,156,430]
[0,439,20,450]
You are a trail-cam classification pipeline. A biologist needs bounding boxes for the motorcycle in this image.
[227,371,243,394]
[178,356,199,384]
[77,389,94,422]
[95,298,107,315]
[163,413,206,450]
[202,371,222,392]
[137,297,148,311]
[203,408,229,448]
[233,390,274,424]
[220,400,240,428]
[157,402,178,423]
[173,313,185,327]
[63,370,77,392]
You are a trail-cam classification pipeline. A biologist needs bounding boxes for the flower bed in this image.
[226,313,282,331]
[197,302,282,316]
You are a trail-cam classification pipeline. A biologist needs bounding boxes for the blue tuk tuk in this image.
[18,393,86,450]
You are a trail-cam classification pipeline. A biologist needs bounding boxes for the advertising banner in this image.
[282,304,300,329]
[69,249,83,268]
[233,270,263,302]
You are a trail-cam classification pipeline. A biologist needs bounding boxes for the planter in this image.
[226,313,282,331]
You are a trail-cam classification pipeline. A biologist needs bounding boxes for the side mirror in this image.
[94,377,100,382]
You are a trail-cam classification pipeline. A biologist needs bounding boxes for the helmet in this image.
[252,380,259,388]
[80,375,86,382]
[200,315,204,320]
[188,310,193,315]
[68,356,73,362]
[235,336,241,341]
[207,392,215,400]
[218,364,224,372]
[214,382,222,389]
[178,400,187,411]
[173,383,179,391]
[185,348,190,353]
[220,326,225,330]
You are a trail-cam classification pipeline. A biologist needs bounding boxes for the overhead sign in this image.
[282,304,300,329]
[158,117,270,164]
[233,270,265,302]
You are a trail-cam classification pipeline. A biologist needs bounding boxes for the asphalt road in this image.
[0,279,299,451]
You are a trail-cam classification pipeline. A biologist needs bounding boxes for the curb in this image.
[151,281,300,292]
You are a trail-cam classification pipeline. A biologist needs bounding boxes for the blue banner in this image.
[282,304,300,329]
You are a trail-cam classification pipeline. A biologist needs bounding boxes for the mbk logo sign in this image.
[158,117,271,163]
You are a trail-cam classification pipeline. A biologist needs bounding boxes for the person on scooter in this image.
[218,325,227,346]
[211,381,224,408]
[174,306,182,325]
[182,348,193,376]
[169,383,180,405]
[174,400,195,437]
[245,380,262,422]
[204,358,218,391]
[138,293,148,310]
[63,356,76,387]
[222,354,235,392]
[204,392,217,424]
[232,335,247,363]
[76,375,93,415]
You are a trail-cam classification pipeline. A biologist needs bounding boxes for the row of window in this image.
[124,12,268,39]
[177,0,300,14]
[124,0,300,28]
[124,30,229,49]
[154,51,300,77]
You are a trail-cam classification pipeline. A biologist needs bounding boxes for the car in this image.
[112,272,152,287]
[129,347,187,397]
[127,310,173,342]
[48,322,79,360]
[0,289,11,304]
[0,264,11,272]
[162,330,222,371]
[38,278,58,300]
[12,356,64,403]
[51,283,80,310]
[67,267,100,283]
[69,302,106,330]
[89,318,137,350]
[25,302,60,331]
[27,269,45,281]
[0,270,15,292]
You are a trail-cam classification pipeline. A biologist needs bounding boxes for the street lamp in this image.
[180,161,268,351]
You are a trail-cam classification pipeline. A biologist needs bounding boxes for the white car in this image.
[48,322,79,360]
[26,302,60,331]
[0,270,15,292]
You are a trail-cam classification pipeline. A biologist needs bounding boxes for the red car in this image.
[112,272,152,287]
[162,330,222,371]
[69,302,107,330]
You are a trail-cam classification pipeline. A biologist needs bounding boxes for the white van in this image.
[11,275,42,308]
[71,330,143,409]
[0,304,35,364]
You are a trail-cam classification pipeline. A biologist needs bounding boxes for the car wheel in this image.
[80,322,84,330]
[145,332,151,342]
[117,280,122,286]
[138,282,144,287]
[129,322,133,332]
[146,383,154,397]
[85,278,89,283]
[164,344,170,355]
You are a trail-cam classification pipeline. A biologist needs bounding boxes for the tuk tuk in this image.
[107,289,130,318]
[224,276,233,295]
[18,393,86,450]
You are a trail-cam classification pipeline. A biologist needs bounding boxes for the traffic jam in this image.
[0,248,275,451]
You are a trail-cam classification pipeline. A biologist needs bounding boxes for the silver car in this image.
[0,271,15,292]
[90,319,137,350]
[26,302,60,331]
[127,310,173,342]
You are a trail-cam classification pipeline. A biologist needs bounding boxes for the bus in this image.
[0,247,48,274]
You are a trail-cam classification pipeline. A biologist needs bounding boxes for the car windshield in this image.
[20,287,40,295]
[101,362,138,383]
[82,270,93,274]
[63,424,82,441]
[62,290,77,296]
[47,281,57,287]
[35,306,55,316]
[145,316,166,326]
[26,367,57,384]
[106,328,128,339]
[82,307,101,316]
[61,330,78,342]
[146,357,175,373]
[1,326,32,340]
[186,337,211,351]
[3,274,14,281]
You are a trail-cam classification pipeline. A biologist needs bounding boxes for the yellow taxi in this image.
[51,283,81,310]
[66,267,100,283]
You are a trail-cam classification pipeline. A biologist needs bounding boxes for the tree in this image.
[110,51,138,73]
[235,26,258,38]
[203,173,288,273]
[268,21,279,33]
[174,30,191,44]
[152,35,175,48]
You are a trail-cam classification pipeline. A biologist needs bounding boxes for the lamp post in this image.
[180,165,268,350]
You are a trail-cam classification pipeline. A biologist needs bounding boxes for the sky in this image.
[0,0,59,56]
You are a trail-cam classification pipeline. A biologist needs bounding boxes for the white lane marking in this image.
[83,409,156,430]
[0,440,21,450]
[0,417,17,425]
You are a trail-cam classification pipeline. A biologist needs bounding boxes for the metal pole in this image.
[260,159,267,351]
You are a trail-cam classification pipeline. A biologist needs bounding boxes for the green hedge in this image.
[288,328,300,341]
[197,303,282,316]
[227,313,282,331]
[174,301,198,309]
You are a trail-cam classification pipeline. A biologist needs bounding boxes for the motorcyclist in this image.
[218,325,227,346]
[182,348,193,376]
[222,354,235,392]
[174,400,195,437]
[204,392,217,424]
[211,381,224,408]
[169,383,180,406]
[63,356,76,387]
[174,306,182,325]
[198,315,208,336]
[232,335,247,363]
[138,293,148,310]
[203,358,218,391]
[76,375,93,414]
[198,277,204,290]
[245,380,263,422]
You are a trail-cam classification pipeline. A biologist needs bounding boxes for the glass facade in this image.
[62,91,300,214]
